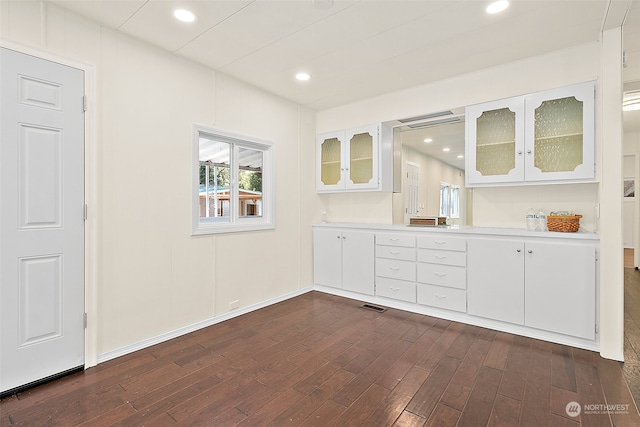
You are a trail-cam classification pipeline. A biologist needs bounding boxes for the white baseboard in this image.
[96,286,313,365]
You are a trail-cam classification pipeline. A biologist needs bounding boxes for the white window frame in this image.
[439,182,450,218]
[192,124,274,235]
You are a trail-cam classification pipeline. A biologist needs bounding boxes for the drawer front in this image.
[376,258,416,282]
[376,277,416,303]
[376,245,416,261]
[417,263,466,289]
[417,236,466,252]
[376,233,416,248]
[417,284,466,312]
[417,248,466,267]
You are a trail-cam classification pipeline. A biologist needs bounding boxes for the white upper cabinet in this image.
[466,81,595,186]
[317,123,392,192]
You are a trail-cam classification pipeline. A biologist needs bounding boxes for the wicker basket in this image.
[547,214,582,232]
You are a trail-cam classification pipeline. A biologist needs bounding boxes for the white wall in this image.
[1,2,316,362]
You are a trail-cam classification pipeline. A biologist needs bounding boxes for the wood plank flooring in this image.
[2,291,640,426]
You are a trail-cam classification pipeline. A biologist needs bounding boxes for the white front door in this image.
[404,162,420,223]
[1,47,85,393]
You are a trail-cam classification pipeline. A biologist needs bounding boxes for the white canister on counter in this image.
[535,208,546,231]
[526,208,536,231]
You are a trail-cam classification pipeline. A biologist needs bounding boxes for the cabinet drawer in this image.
[417,236,466,252]
[417,249,466,267]
[376,233,416,248]
[376,245,416,261]
[417,284,466,313]
[376,277,416,303]
[417,263,466,289]
[376,258,416,282]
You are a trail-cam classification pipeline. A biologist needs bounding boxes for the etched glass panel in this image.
[321,137,341,185]
[349,132,373,184]
[475,108,516,176]
[534,96,583,173]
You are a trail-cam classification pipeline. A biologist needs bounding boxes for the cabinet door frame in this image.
[316,130,346,192]
[313,228,343,288]
[344,124,380,190]
[342,231,375,295]
[465,96,525,185]
[524,81,595,182]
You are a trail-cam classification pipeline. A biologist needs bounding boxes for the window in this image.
[439,182,460,219]
[439,182,450,217]
[192,124,274,235]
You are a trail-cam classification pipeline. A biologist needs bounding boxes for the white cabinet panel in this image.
[417,284,466,312]
[313,228,374,295]
[376,277,416,303]
[417,263,466,290]
[376,258,416,282]
[376,245,416,261]
[417,248,466,267]
[467,239,525,325]
[525,242,596,340]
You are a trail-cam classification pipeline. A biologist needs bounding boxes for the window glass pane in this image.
[534,96,583,173]
[450,186,460,218]
[476,108,516,176]
[440,183,450,217]
[238,147,263,218]
[350,131,373,184]
[199,138,230,223]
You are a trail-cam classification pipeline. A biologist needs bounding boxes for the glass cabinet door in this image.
[466,97,525,185]
[317,132,344,190]
[345,125,379,189]
[524,81,595,181]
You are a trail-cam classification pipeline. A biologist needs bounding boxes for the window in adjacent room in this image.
[439,182,460,219]
[192,124,274,235]
[450,185,460,218]
[439,182,450,218]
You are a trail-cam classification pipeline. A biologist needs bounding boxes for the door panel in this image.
[1,47,85,393]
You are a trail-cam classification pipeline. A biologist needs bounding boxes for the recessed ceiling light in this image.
[296,72,311,81]
[486,1,509,14]
[443,148,450,152]
[457,155,464,159]
[174,9,196,23]
[424,138,433,143]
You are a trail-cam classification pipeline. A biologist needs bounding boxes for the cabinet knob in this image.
[527,150,532,154]
[342,236,346,239]
[517,151,523,155]
[528,249,533,254]
[516,249,521,253]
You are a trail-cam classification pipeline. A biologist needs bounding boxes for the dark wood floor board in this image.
[268,368,356,426]
[332,338,413,407]
[457,365,503,427]
[549,385,580,423]
[488,394,522,427]
[551,343,578,392]
[4,290,640,426]
[405,356,461,418]
[393,411,427,427]
[497,334,532,401]
[574,361,612,427]
[595,355,640,426]
[484,331,515,371]
[329,383,391,427]
[518,341,553,427]
[297,399,347,427]
[440,337,493,411]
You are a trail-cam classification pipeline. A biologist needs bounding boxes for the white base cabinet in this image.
[467,238,596,340]
[313,224,599,350]
[313,228,374,295]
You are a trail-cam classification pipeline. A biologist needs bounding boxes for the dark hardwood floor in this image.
[2,290,640,426]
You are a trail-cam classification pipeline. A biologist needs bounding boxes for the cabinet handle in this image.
[390,287,400,291]
[527,150,532,154]
[390,237,400,241]
[435,294,447,299]
[389,266,400,271]
[517,150,523,155]
[528,249,533,254]
[336,236,341,239]
[435,255,447,259]
[516,249,521,253]
[390,251,400,255]
[435,272,447,277]
[435,241,446,245]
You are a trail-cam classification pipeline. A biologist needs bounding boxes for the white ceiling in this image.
[47,0,640,169]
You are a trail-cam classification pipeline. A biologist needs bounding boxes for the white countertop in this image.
[312,222,599,241]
